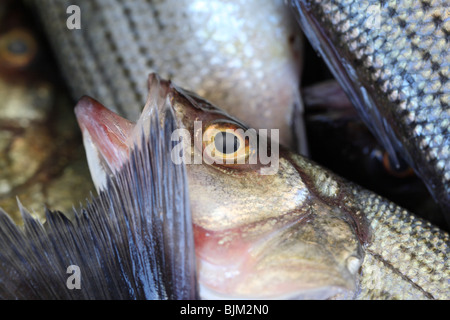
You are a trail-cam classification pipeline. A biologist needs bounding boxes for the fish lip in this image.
[74,95,135,153]
[74,96,118,191]
[197,257,358,300]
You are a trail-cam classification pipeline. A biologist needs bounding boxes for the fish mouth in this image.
[194,211,361,300]
[74,73,238,190]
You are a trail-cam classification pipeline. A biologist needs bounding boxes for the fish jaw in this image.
[194,206,361,300]
[74,73,364,299]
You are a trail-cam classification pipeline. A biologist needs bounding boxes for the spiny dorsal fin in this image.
[0,106,197,300]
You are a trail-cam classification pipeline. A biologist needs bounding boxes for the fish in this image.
[289,0,450,222]
[0,102,197,299]
[0,0,94,223]
[27,0,307,153]
[74,73,449,299]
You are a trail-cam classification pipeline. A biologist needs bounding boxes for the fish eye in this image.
[202,122,254,165]
[0,29,37,68]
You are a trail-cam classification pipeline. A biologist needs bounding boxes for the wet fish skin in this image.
[290,0,450,219]
[28,0,306,151]
[351,186,450,299]
[77,73,449,299]
[164,76,449,299]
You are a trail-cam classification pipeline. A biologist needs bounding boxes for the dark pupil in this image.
[7,39,28,55]
[214,132,240,154]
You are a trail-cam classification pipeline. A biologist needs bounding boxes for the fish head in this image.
[75,73,366,300]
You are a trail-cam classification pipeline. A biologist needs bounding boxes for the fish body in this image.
[28,0,306,151]
[290,0,450,219]
[75,74,449,299]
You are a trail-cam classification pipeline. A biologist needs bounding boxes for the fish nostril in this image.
[346,256,362,275]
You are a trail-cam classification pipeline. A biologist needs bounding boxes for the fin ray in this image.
[0,103,196,299]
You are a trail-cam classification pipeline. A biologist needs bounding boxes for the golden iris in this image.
[202,122,252,165]
[0,29,37,68]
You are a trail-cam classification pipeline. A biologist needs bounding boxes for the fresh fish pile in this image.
[0,73,448,299]
[0,0,447,300]
[290,0,450,221]
[74,74,449,299]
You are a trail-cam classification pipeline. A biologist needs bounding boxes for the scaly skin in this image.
[290,153,449,299]
[353,187,450,299]
[290,0,450,218]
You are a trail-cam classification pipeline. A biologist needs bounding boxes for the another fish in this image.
[75,74,449,299]
[0,0,94,223]
[27,0,307,152]
[0,104,197,299]
[290,0,450,220]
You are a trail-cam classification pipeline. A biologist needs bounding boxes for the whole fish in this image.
[27,0,307,152]
[290,0,450,221]
[0,0,94,223]
[73,74,448,299]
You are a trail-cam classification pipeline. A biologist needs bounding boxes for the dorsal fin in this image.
[0,106,197,300]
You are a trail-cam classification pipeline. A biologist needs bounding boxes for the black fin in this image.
[0,107,197,300]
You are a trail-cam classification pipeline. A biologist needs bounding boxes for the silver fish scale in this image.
[29,0,303,148]
[352,187,449,299]
[294,0,450,213]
